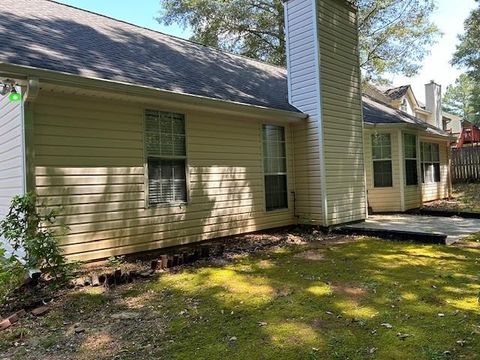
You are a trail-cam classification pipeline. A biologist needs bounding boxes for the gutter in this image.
[0,62,308,121]
[364,121,453,140]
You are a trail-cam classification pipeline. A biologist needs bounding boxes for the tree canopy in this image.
[450,1,480,124]
[158,0,440,81]
[452,1,480,81]
[442,74,479,123]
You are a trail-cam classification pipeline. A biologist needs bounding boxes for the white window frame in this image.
[404,133,418,186]
[143,109,189,208]
[421,142,441,184]
[262,124,288,212]
[372,133,393,188]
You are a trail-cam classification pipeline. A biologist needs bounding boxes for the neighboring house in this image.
[0,0,451,261]
[372,81,446,128]
[443,112,463,140]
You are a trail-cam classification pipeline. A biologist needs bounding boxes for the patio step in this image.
[408,208,480,219]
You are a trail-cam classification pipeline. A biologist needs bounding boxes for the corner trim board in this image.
[311,0,329,226]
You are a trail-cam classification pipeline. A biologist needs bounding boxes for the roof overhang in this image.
[0,62,308,123]
[364,121,455,141]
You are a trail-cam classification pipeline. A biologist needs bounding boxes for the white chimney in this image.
[425,80,442,128]
[283,0,366,226]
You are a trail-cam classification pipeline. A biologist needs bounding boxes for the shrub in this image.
[0,244,25,303]
[0,192,71,280]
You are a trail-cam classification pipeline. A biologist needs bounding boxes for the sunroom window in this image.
[145,110,187,205]
[372,133,392,187]
[404,133,418,186]
[421,142,440,183]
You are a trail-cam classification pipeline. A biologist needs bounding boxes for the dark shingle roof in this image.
[362,95,448,136]
[383,85,410,100]
[0,0,448,137]
[0,0,296,112]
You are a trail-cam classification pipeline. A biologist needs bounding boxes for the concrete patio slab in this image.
[339,214,480,245]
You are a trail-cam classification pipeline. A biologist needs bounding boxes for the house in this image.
[443,112,463,140]
[362,95,453,212]
[363,82,455,211]
[0,0,451,261]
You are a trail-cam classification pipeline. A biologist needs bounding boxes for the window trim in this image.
[143,109,190,209]
[421,141,441,184]
[261,123,289,213]
[401,98,408,113]
[372,133,393,188]
[404,132,418,186]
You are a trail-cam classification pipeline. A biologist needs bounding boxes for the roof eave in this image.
[0,62,308,122]
[364,121,451,139]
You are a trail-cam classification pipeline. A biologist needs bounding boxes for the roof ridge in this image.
[44,0,287,73]
[385,84,410,92]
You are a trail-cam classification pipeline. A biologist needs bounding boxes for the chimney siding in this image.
[285,0,366,226]
[425,81,442,129]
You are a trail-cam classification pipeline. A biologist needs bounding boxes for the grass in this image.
[1,236,480,359]
[424,182,480,213]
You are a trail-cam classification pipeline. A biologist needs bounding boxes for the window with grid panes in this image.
[145,110,187,205]
[404,133,418,186]
[262,125,288,211]
[372,133,393,187]
[421,142,440,183]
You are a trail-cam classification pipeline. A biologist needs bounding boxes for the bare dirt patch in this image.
[294,250,326,261]
[330,282,367,299]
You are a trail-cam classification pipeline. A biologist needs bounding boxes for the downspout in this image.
[446,141,453,198]
[23,78,39,193]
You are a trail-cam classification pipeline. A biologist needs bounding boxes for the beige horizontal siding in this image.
[292,120,323,224]
[318,0,366,224]
[34,93,296,261]
[404,185,421,210]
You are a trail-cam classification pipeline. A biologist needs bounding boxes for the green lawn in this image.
[1,236,480,359]
[424,182,480,213]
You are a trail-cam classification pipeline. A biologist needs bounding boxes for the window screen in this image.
[145,110,187,205]
[372,133,393,187]
[263,125,288,211]
[404,133,418,186]
[421,142,440,184]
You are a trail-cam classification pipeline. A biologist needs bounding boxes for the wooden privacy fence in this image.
[451,146,480,183]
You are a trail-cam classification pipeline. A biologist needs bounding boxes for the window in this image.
[404,133,418,186]
[401,98,408,113]
[145,110,187,205]
[263,124,288,211]
[372,133,392,187]
[421,142,440,183]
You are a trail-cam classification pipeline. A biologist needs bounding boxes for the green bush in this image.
[0,192,71,280]
[0,244,25,304]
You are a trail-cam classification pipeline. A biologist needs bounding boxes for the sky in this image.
[56,0,476,104]
[388,0,477,103]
